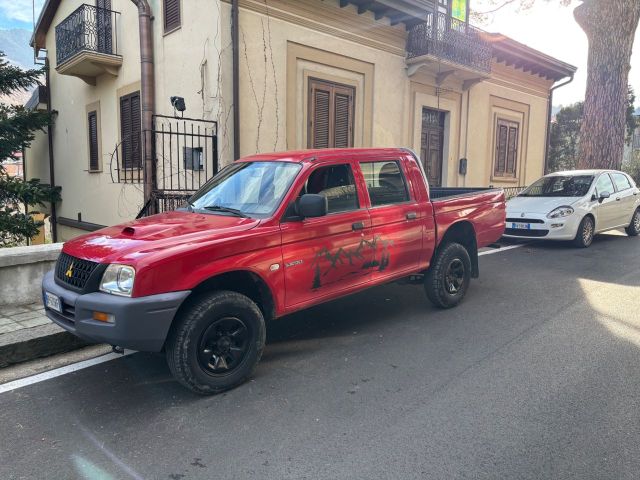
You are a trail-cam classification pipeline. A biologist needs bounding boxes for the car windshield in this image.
[519,175,594,197]
[189,161,301,218]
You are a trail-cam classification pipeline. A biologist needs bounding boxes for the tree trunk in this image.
[574,0,640,170]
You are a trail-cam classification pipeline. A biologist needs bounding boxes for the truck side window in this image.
[304,164,359,213]
[360,161,410,207]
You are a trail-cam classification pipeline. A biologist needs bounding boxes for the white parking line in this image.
[0,350,135,394]
[479,243,527,256]
[1,241,529,394]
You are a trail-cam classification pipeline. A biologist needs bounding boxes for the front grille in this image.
[55,252,100,291]
[504,228,549,237]
[506,218,545,224]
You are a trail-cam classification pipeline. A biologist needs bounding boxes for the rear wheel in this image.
[625,208,640,236]
[166,291,266,395]
[424,242,471,309]
[572,215,594,248]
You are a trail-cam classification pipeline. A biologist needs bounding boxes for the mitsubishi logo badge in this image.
[65,262,74,278]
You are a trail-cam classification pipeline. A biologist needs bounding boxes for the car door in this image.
[280,161,373,308]
[592,173,618,231]
[357,158,424,281]
[610,172,637,226]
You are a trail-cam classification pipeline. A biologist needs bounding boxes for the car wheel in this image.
[572,215,594,248]
[625,208,640,237]
[424,242,471,309]
[166,291,266,395]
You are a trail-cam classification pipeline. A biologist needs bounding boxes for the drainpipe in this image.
[544,74,574,174]
[232,0,240,160]
[130,0,155,202]
[45,57,58,243]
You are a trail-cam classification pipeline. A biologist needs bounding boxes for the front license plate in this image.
[44,291,62,313]
[511,222,531,230]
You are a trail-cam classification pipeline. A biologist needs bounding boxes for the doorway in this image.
[420,108,445,187]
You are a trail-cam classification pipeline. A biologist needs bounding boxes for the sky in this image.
[1,0,639,106]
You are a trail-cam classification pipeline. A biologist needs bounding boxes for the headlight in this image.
[100,264,136,297]
[547,206,574,219]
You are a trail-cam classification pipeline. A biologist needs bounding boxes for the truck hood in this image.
[62,210,261,264]
[506,195,581,215]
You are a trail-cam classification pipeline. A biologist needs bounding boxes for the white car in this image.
[504,170,640,247]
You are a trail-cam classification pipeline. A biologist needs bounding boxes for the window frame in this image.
[307,77,355,149]
[492,117,520,179]
[358,159,412,209]
[163,0,182,35]
[87,110,100,173]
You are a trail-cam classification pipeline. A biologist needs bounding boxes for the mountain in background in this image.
[0,28,35,69]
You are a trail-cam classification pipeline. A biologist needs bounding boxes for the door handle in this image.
[616,197,621,201]
[352,222,364,231]
[406,212,418,220]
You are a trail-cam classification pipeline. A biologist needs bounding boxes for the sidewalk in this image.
[0,303,89,368]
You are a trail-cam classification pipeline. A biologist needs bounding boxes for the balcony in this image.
[55,4,121,85]
[406,12,492,85]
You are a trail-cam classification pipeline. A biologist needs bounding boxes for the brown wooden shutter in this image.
[120,91,141,169]
[88,111,99,171]
[164,0,181,32]
[494,119,518,177]
[308,78,355,149]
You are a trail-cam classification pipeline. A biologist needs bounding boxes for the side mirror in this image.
[298,194,328,218]
[599,191,611,203]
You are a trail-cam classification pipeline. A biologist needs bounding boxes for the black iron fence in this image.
[55,4,120,66]
[502,186,528,199]
[406,12,492,73]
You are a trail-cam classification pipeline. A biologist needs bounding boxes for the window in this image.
[520,175,593,198]
[633,127,640,150]
[308,79,355,149]
[87,111,99,172]
[611,172,632,191]
[183,147,203,171]
[360,161,410,206]
[303,164,359,214]
[164,0,181,33]
[494,118,519,178]
[595,174,615,197]
[120,91,141,169]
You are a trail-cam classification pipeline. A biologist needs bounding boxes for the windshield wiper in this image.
[203,205,248,217]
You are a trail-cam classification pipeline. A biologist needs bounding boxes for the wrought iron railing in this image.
[406,12,492,73]
[55,4,120,66]
[502,186,528,199]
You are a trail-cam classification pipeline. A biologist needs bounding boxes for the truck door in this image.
[280,162,373,308]
[357,158,425,280]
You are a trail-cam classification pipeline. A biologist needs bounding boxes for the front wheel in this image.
[424,242,472,309]
[166,291,266,395]
[625,208,640,236]
[572,215,594,248]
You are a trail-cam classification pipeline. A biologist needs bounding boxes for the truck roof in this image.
[240,148,411,164]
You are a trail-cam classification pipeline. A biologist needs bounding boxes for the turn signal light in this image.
[93,311,115,324]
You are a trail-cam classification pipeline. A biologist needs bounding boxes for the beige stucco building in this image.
[25,0,575,241]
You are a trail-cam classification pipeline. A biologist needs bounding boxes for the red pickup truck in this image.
[42,148,505,394]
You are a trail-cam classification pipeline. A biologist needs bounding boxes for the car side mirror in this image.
[599,191,610,203]
[298,194,328,218]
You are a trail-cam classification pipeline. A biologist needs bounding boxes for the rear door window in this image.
[611,173,632,191]
[360,161,410,207]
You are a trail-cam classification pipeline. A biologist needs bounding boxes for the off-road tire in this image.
[572,215,594,248]
[424,242,472,309]
[166,291,266,395]
[625,208,640,236]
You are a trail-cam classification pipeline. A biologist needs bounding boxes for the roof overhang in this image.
[484,33,577,82]
[339,0,436,27]
[30,0,61,52]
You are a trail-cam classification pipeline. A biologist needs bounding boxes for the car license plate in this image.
[44,291,62,313]
[511,222,531,230]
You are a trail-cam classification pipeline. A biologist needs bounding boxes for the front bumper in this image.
[42,271,190,352]
[503,212,582,240]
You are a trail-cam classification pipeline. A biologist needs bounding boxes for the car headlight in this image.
[547,206,574,219]
[100,264,136,297]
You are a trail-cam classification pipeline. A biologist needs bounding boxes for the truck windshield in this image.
[520,175,594,197]
[189,161,301,218]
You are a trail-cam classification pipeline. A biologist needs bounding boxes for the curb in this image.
[0,323,90,368]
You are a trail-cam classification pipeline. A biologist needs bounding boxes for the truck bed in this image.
[429,187,498,200]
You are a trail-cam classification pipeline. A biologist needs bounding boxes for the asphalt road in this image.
[2,232,640,480]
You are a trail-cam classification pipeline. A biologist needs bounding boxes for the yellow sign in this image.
[65,263,74,278]
[452,0,467,21]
